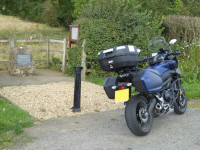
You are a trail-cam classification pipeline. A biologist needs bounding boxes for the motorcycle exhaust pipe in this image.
[148,98,156,114]
[155,103,162,112]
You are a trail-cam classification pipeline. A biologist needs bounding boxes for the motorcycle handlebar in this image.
[138,50,181,63]
[173,50,182,55]
[159,48,182,55]
[138,57,148,63]
[167,50,181,55]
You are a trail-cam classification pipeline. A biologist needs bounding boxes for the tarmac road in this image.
[1,70,199,150]
[12,108,200,150]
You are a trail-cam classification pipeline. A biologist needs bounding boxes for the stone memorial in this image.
[9,45,35,76]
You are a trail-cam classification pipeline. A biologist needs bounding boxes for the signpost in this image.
[69,25,79,48]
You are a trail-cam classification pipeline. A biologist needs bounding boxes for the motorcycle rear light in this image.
[119,86,125,90]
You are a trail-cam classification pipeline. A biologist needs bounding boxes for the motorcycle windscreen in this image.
[141,69,163,93]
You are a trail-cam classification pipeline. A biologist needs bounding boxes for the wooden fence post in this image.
[46,38,49,68]
[9,37,15,50]
[62,38,67,73]
[81,39,86,81]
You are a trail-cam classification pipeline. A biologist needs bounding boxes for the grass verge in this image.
[188,99,200,108]
[0,98,34,149]
[86,75,105,86]
[183,81,200,100]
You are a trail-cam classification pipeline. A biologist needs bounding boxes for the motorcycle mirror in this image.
[137,49,141,53]
[152,52,158,57]
[169,39,177,45]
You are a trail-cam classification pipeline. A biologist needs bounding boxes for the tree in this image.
[0,0,25,15]
[56,0,75,26]
[71,0,89,18]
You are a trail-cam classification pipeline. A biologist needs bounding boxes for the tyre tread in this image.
[174,86,187,115]
[125,95,153,136]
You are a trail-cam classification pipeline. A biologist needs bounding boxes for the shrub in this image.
[42,0,59,27]
[49,56,62,72]
[42,0,75,27]
[67,44,82,75]
[164,15,200,42]
[138,0,200,17]
[56,0,75,26]
[21,1,44,22]
[71,0,89,18]
[177,39,200,83]
[68,0,163,77]
[0,0,45,22]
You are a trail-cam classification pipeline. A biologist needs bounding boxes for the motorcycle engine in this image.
[163,89,175,102]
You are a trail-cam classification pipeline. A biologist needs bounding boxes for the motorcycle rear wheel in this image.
[125,95,153,136]
[174,85,187,114]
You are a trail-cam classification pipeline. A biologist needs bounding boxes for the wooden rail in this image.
[0,61,8,63]
[0,37,68,73]
[0,51,8,53]
[0,40,9,43]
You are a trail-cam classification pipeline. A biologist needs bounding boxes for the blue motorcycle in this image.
[97,36,187,136]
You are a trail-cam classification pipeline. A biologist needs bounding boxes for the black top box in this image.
[97,45,139,72]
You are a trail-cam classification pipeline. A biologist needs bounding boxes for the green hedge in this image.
[68,0,163,77]
[164,15,200,42]
[67,44,82,75]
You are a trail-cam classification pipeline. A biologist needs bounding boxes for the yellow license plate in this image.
[115,89,129,103]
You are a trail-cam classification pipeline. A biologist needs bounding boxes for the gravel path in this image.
[0,70,124,120]
[11,108,200,150]
[0,81,124,120]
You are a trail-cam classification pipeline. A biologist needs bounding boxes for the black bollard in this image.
[72,66,83,112]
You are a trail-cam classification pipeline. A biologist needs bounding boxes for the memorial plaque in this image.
[9,45,35,76]
[17,54,31,66]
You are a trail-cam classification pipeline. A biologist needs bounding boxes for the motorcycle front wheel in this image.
[174,85,187,114]
[125,95,153,136]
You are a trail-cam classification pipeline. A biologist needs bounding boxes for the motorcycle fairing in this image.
[147,60,176,76]
[141,60,176,93]
[141,69,163,93]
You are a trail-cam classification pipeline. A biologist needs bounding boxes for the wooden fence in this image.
[0,37,67,73]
